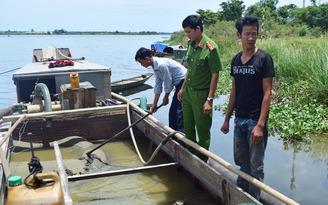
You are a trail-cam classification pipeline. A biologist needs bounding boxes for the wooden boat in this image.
[111,73,153,92]
[13,47,111,105]
[0,98,300,205]
[152,44,188,68]
[13,47,152,107]
[0,94,260,205]
[0,47,299,205]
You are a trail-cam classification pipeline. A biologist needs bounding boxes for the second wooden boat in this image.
[111,73,153,92]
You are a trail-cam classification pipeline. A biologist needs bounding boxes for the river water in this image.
[0,35,327,204]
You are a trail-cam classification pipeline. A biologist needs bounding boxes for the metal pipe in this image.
[54,142,73,205]
[68,162,179,181]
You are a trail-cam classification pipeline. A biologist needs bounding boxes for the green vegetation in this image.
[165,1,328,143]
[196,0,328,34]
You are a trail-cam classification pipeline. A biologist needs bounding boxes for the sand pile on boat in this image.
[11,136,109,176]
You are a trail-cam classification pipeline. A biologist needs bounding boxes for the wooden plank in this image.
[3,105,127,122]
[67,162,179,181]
[53,142,73,205]
[60,85,96,109]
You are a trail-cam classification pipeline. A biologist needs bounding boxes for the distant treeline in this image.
[0,29,172,35]
[196,1,328,34]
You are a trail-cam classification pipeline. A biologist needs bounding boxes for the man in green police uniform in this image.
[178,14,223,162]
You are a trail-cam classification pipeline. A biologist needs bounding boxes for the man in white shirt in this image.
[135,47,187,133]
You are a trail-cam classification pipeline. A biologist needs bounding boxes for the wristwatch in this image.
[207,97,213,102]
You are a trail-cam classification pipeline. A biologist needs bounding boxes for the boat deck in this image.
[13,60,110,77]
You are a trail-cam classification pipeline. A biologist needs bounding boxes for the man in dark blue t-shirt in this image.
[220,16,275,200]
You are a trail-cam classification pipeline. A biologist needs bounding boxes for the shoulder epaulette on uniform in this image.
[206,41,215,51]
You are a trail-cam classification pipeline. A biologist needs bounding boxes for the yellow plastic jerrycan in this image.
[70,73,80,89]
[6,172,64,205]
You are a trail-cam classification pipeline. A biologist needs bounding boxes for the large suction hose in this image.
[32,83,52,112]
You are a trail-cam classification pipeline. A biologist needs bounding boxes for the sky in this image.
[0,0,316,33]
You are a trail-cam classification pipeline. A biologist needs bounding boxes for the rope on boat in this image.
[0,67,21,75]
[53,45,72,59]
[9,118,29,153]
[52,45,85,61]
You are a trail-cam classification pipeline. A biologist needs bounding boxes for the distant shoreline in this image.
[0,31,172,35]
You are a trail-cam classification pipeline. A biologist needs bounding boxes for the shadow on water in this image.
[305,134,328,162]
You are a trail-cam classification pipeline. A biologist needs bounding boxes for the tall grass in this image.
[258,38,328,104]
[167,27,328,141]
